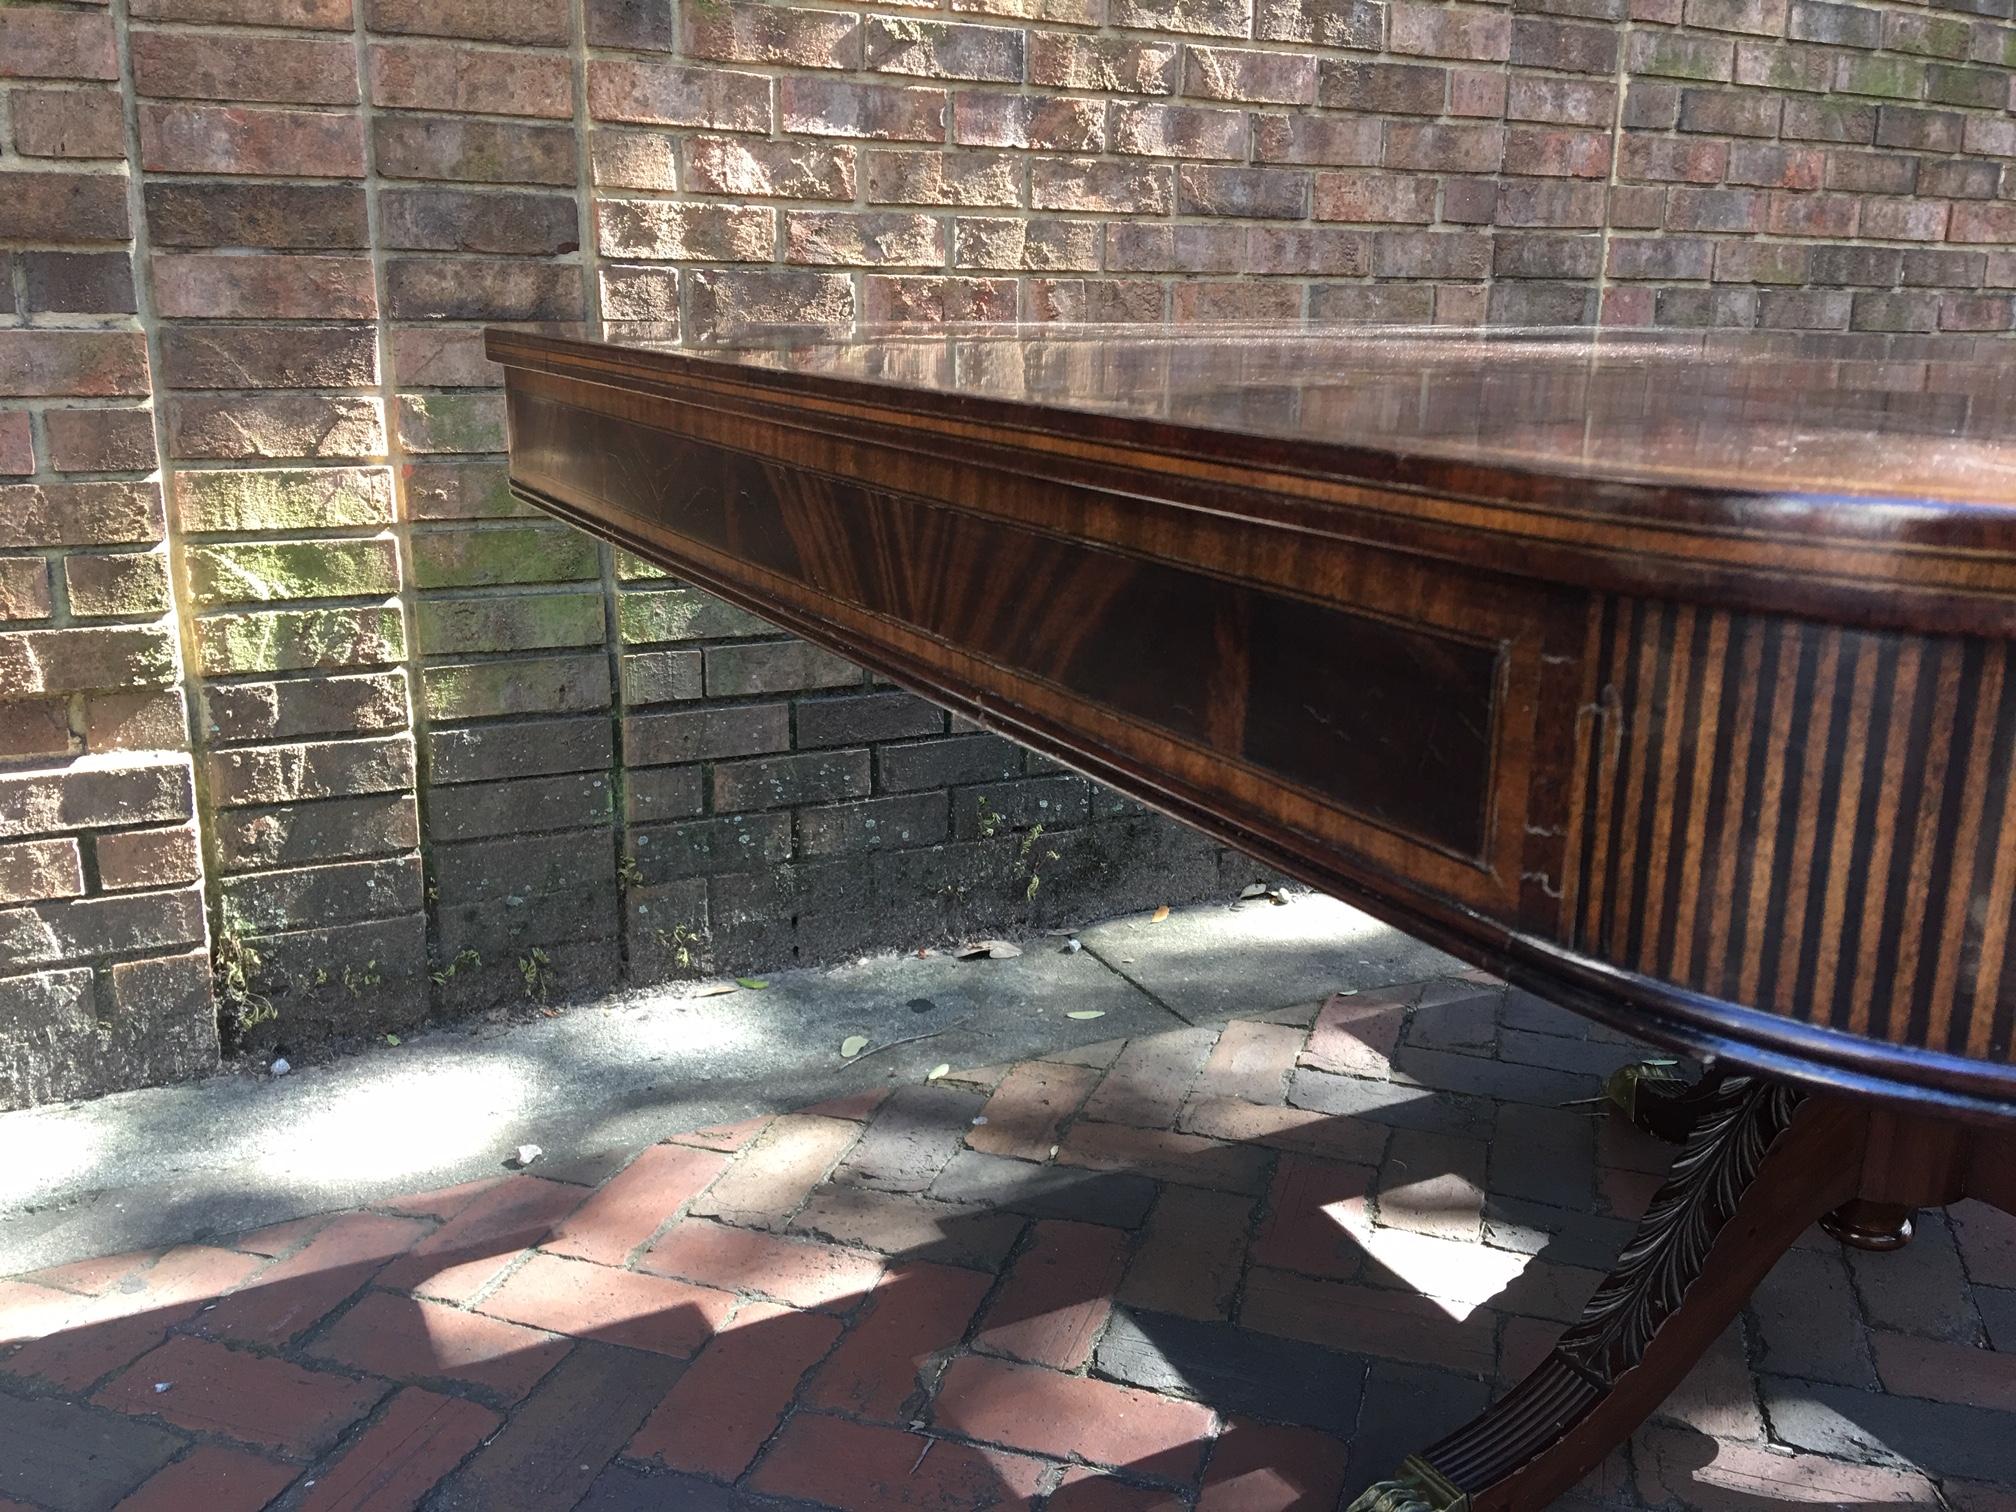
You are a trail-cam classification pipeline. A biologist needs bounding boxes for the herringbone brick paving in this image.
[3,966,2009,1510]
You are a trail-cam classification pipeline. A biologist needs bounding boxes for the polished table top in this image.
[533,323,2016,507]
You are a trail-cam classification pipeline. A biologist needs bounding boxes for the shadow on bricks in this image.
[0,970,1998,1511]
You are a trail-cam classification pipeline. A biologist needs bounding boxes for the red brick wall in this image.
[1,0,2011,1105]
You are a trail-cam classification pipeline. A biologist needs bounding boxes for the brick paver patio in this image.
[3,966,2010,1511]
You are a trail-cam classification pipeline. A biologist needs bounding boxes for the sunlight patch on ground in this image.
[1324,1199,1530,1320]
[0,1110,109,1207]
[250,1060,531,1185]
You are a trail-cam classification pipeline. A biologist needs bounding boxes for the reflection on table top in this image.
[538,322,2016,507]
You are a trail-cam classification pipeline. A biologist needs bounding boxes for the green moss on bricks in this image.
[411,526,598,589]
[176,467,395,534]
[64,553,173,618]
[397,394,508,455]
[406,462,526,521]
[416,591,604,655]
[1750,51,1822,91]
[1897,16,1974,58]
[186,539,402,607]
[422,653,611,720]
[616,550,671,582]
[1834,55,1927,99]
[618,587,772,645]
[198,605,406,676]
[1632,36,1731,81]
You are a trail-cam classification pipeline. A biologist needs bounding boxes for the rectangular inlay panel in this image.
[512,392,1504,861]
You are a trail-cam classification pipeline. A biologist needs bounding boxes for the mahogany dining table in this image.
[488,320,2016,1511]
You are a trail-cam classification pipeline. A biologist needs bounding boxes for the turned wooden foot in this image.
[1347,1077,1861,1512]
[1822,1199,1914,1251]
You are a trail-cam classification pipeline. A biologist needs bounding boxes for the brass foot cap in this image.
[1345,1457,1470,1512]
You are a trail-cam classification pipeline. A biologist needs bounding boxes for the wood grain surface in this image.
[489,324,2016,1121]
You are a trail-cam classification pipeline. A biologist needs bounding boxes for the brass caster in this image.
[1344,1457,1470,1512]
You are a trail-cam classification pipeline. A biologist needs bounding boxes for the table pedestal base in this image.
[1346,1077,2011,1512]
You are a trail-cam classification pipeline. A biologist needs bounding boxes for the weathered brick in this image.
[589,58,771,129]
[385,258,584,321]
[0,882,206,967]
[1031,34,1179,93]
[161,325,378,392]
[1110,99,1244,158]
[1,331,151,400]
[1179,163,1309,217]
[132,0,354,22]
[220,853,421,934]
[415,592,601,657]
[785,208,946,266]
[201,671,404,746]
[133,31,359,106]
[0,10,118,82]
[686,267,855,341]
[0,557,50,621]
[0,837,84,905]
[1244,118,1366,172]
[373,116,579,185]
[868,17,1026,81]
[195,603,403,676]
[598,200,772,262]
[1113,0,1253,35]
[1318,58,1447,115]
[711,748,869,811]
[0,624,177,697]
[0,754,194,840]
[396,392,507,454]
[1392,5,1510,60]
[152,254,375,323]
[783,76,948,142]
[1108,222,1245,273]
[9,84,123,159]
[61,551,170,619]
[430,715,611,783]
[381,187,580,255]
[1313,171,1438,224]
[402,463,516,523]
[683,2,861,70]
[684,135,856,200]
[21,251,134,315]
[368,0,572,43]
[862,273,1018,322]
[93,823,201,891]
[169,394,384,462]
[139,103,363,177]
[370,42,573,117]
[586,0,675,50]
[2,165,132,243]
[36,410,143,475]
[0,414,30,479]
[214,793,415,871]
